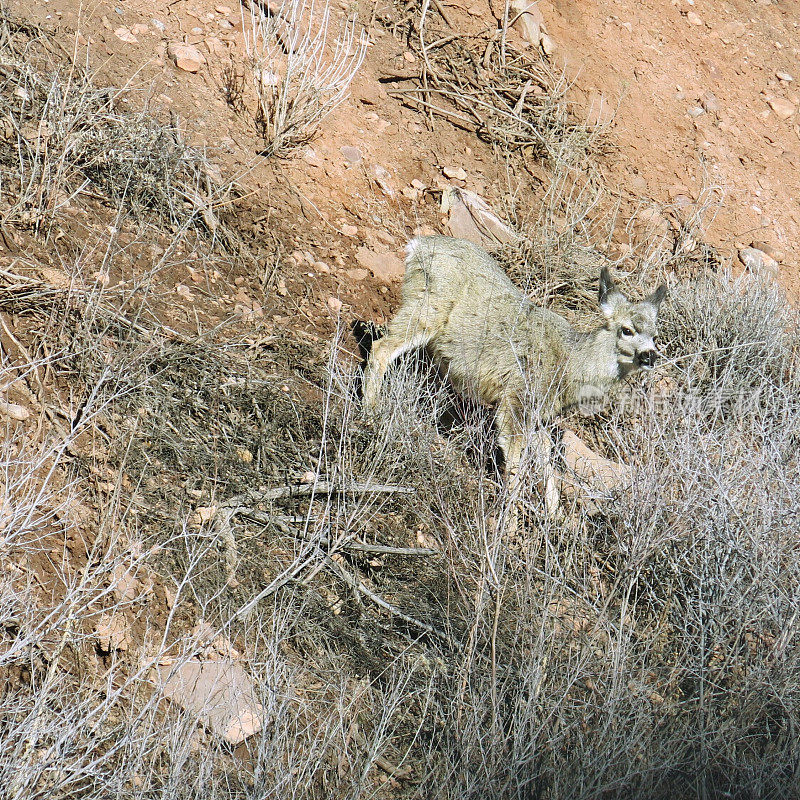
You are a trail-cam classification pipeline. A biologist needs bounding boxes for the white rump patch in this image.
[405,237,421,261]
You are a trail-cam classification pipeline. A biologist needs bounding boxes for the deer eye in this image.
[620,326,635,337]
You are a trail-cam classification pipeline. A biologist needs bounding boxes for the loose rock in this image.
[441,187,517,249]
[0,401,30,421]
[767,96,796,120]
[340,146,362,164]
[156,660,265,745]
[510,0,544,47]
[686,11,703,26]
[750,240,784,262]
[114,27,138,43]
[355,247,405,282]
[95,613,131,653]
[167,42,205,72]
[700,91,720,114]
[442,165,467,181]
[560,430,632,510]
[540,33,556,55]
[776,71,794,83]
[372,165,394,197]
[738,246,779,279]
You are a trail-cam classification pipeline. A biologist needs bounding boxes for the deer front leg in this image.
[362,332,427,410]
[496,404,561,525]
[495,405,525,533]
[531,429,561,519]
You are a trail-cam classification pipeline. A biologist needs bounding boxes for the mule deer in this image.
[362,235,666,518]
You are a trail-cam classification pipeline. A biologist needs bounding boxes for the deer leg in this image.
[362,331,430,410]
[496,405,561,524]
[495,405,525,532]
[531,429,561,519]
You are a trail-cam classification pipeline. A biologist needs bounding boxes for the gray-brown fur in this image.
[362,235,666,517]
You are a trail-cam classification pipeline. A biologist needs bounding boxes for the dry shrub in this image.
[243,0,368,157]
[0,18,230,239]
[381,2,608,169]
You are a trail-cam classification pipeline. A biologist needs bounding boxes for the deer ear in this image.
[647,283,667,311]
[599,267,623,317]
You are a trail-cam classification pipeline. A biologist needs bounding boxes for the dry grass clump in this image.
[0,18,230,239]
[243,0,368,157]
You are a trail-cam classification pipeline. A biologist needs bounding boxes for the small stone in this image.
[750,240,784,262]
[114,27,138,43]
[341,224,358,237]
[205,36,225,56]
[700,91,720,114]
[403,51,416,62]
[442,165,467,181]
[300,470,317,484]
[327,296,343,314]
[767,96,796,120]
[151,18,166,31]
[193,506,217,525]
[237,448,253,463]
[776,71,794,83]
[0,401,30,421]
[738,246,779,279]
[111,564,141,602]
[372,165,394,197]
[687,105,705,118]
[467,4,482,15]
[410,178,426,190]
[355,247,405,282]
[346,267,369,281]
[302,147,321,166]
[540,33,556,54]
[167,42,205,72]
[686,11,703,26]
[156,660,264,745]
[175,283,194,301]
[95,613,131,653]
[215,4,232,13]
[560,430,632,510]
[340,145,362,164]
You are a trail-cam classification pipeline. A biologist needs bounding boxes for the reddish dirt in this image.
[10,0,799,317]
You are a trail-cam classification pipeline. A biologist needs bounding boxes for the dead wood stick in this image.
[431,0,456,29]
[378,70,421,82]
[387,94,477,131]
[284,522,439,557]
[229,509,438,556]
[226,481,415,507]
[324,556,450,644]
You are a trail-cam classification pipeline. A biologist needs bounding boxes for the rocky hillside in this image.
[0,0,799,798]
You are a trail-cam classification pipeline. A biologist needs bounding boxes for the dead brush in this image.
[243,0,368,157]
[0,18,231,241]
[380,0,608,168]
